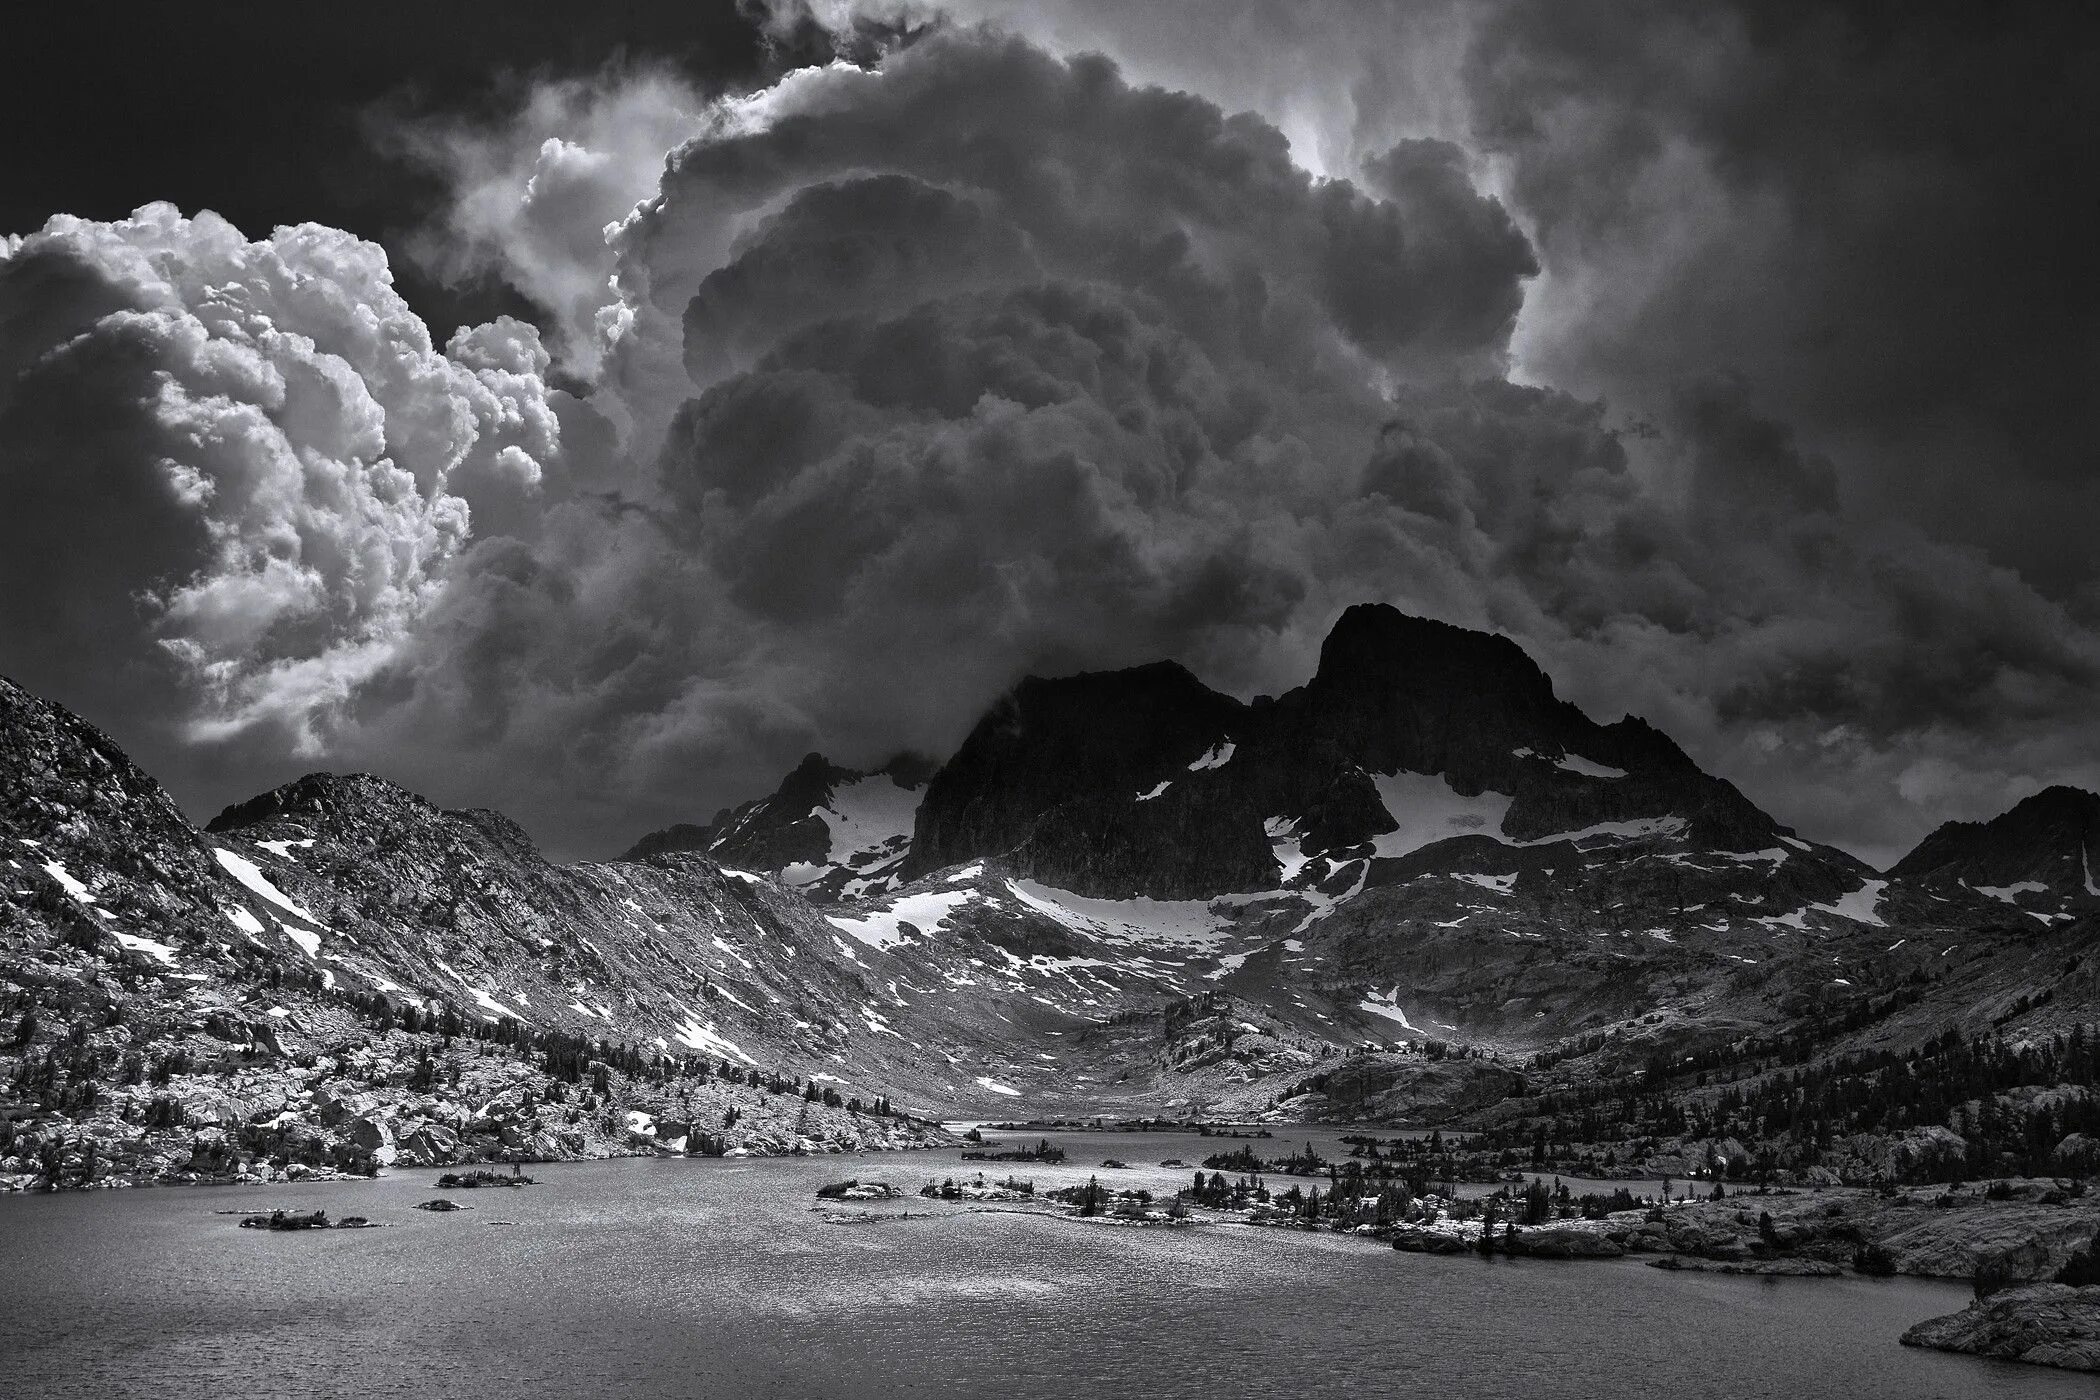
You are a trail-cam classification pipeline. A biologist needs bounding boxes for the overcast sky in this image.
[1,0,2094,866]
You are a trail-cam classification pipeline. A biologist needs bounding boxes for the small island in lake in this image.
[437,1168,535,1189]
[238,1209,377,1231]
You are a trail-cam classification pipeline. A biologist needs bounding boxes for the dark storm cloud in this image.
[1465,0,2100,590]
[340,30,1554,850]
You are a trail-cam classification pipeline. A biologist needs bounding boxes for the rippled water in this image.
[0,1126,2084,1399]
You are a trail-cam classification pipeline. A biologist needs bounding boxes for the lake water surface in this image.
[0,1124,2084,1399]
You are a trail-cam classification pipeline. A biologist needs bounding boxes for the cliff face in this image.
[905,660,1267,897]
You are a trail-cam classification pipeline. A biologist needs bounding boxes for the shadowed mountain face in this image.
[1890,786,2100,922]
[905,604,1809,900]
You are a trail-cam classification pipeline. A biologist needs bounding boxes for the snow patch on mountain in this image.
[1265,817,1313,883]
[1814,879,1888,927]
[1536,816,1690,848]
[1188,741,1235,771]
[1455,872,1517,895]
[673,1019,757,1064]
[468,986,519,1020]
[41,860,95,905]
[213,847,325,927]
[113,931,177,966]
[828,888,975,950]
[1513,747,1627,779]
[1369,772,1514,858]
[1358,987,1421,1034]
[814,776,920,868]
[1005,880,1231,949]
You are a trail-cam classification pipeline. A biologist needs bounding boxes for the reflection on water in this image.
[0,1127,2085,1400]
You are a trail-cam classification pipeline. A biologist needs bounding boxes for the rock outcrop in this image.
[1901,1284,2100,1372]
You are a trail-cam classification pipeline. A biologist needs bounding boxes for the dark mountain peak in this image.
[773,751,856,809]
[2017,785,2100,818]
[903,657,1254,893]
[1890,785,2100,900]
[207,771,436,835]
[1591,714,1698,773]
[1312,605,1558,707]
[1291,606,1595,787]
[980,659,1246,767]
[900,605,1807,896]
[621,748,933,896]
[1006,658,1230,716]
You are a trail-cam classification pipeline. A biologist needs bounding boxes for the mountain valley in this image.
[5,606,2096,1193]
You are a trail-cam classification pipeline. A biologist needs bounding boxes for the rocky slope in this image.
[0,676,959,1189]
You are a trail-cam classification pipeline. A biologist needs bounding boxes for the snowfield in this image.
[1370,772,1514,858]
[1005,880,1232,949]
[828,888,976,950]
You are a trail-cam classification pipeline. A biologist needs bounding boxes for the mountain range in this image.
[4,604,2095,1188]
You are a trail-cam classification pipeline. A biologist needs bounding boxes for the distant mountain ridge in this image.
[642,607,1857,925]
[1890,785,2100,923]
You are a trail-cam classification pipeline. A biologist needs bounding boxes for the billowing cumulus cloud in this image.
[0,204,559,794]
[341,30,1550,844]
[2,16,2096,866]
[391,68,713,378]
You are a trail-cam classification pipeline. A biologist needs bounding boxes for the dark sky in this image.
[1,1,844,334]
[1,1,2095,867]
